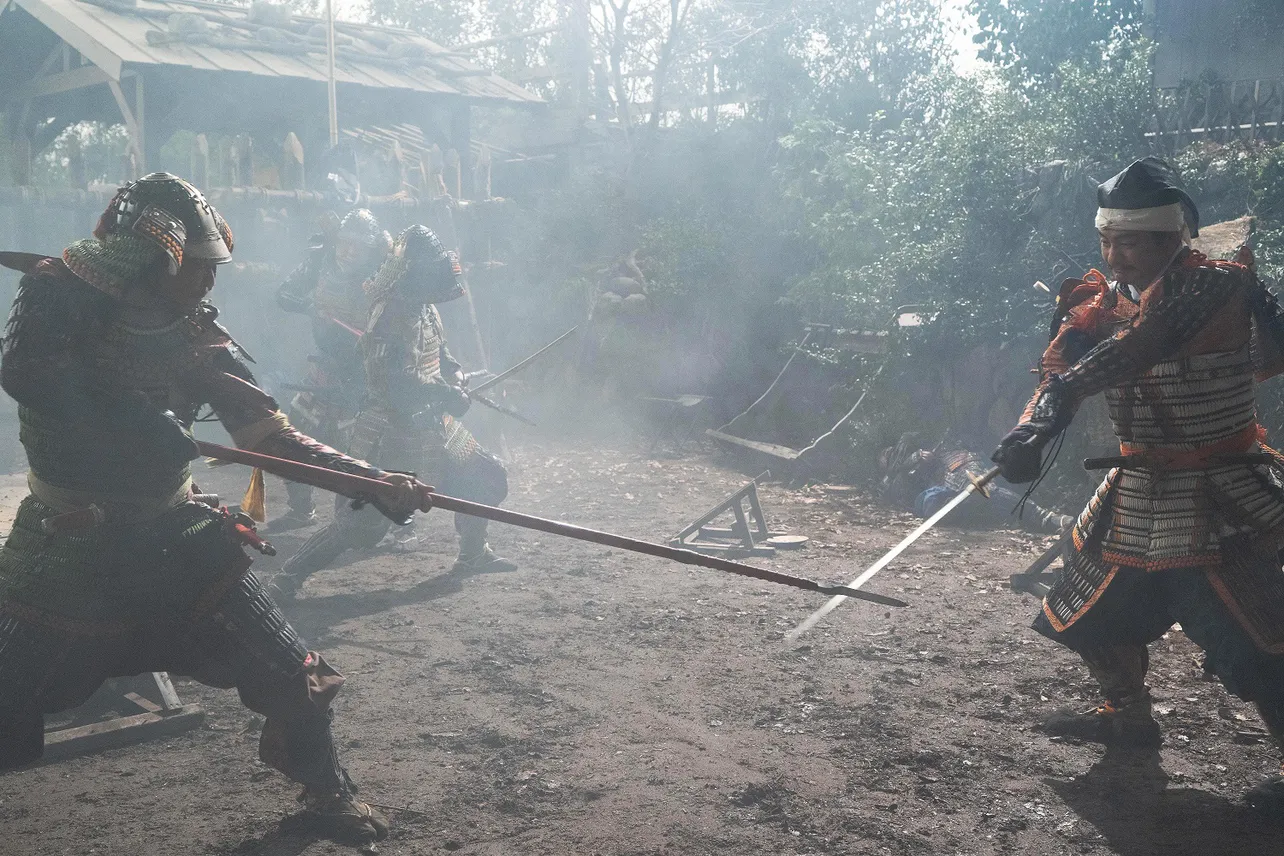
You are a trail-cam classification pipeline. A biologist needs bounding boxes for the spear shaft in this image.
[198,441,906,607]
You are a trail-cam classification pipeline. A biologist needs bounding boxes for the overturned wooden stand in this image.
[1008,530,1072,600]
[641,394,710,457]
[42,672,204,764]
[668,476,807,557]
[707,320,900,475]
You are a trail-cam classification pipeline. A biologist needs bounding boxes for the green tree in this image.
[968,0,1143,88]
[715,0,949,128]
[776,42,1157,340]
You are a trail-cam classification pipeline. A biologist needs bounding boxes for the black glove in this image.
[991,424,1046,484]
[430,380,470,418]
[991,376,1074,484]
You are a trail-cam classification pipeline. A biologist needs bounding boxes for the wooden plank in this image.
[13,0,124,79]
[704,429,801,461]
[41,705,205,763]
[13,63,110,100]
[107,78,142,164]
[122,691,162,713]
[151,672,183,710]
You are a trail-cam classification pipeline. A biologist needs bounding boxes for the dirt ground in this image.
[2,435,1284,856]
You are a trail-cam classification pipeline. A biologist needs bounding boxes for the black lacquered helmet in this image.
[337,208,392,252]
[365,225,464,305]
[94,172,233,273]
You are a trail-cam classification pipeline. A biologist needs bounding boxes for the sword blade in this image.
[196,441,907,607]
[785,466,1001,640]
[471,326,579,395]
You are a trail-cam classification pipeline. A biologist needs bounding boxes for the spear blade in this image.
[785,466,1001,641]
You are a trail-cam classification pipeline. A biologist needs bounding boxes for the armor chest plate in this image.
[91,316,207,423]
[413,305,445,383]
[1105,345,1257,449]
[314,264,369,330]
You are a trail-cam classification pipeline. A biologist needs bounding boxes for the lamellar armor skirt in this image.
[1046,345,1284,650]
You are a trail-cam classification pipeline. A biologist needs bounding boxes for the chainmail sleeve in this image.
[196,346,388,481]
[274,245,324,314]
[1056,264,1244,405]
[0,261,115,422]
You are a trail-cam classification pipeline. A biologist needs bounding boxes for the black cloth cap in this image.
[1097,157,1200,237]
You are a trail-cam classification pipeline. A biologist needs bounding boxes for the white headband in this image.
[1095,202,1186,232]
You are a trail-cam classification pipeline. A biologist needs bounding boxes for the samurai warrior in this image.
[276,225,514,596]
[878,433,1072,534]
[0,174,428,843]
[992,157,1284,809]
[269,209,392,531]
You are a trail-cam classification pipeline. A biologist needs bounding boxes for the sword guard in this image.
[967,471,992,498]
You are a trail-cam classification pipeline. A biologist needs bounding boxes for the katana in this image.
[471,326,579,395]
[198,441,907,607]
[785,465,1000,640]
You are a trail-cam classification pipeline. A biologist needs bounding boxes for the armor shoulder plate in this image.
[4,260,113,351]
[191,302,255,364]
[1050,274,1112,340]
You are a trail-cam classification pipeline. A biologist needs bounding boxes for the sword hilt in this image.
[968,466,1002,497]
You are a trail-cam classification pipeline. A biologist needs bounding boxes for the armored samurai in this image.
[269,209,392,531]
[878,433,1072,534]
[276,225,514,595]
[993,157,1284,810]
[0,174,428,843]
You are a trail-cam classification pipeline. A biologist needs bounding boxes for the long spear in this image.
[198,441,906,607]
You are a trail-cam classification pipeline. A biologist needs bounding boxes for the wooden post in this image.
[450,102,472,199]
[427,143,446,198]
[568,0,592,114]
[190,133,209,188]
[66,132,85,188]
[9,128,32,186]
[473,144,491,200]
[231,134,254,187]
[282,132,305,190]
[706,56,716,127]
[392,138,409,194]
[444,147,461,199]
[119,145,138,182]
[410,147,428,196]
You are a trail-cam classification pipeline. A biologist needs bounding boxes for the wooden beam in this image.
[12,63,110,102]
[40,705,205,763]
[444,25,560,54]
[35,41,63,78]
[108,78,143,166]
[12,0,123,79]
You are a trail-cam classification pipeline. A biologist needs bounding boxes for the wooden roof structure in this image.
[0,0,540,183]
